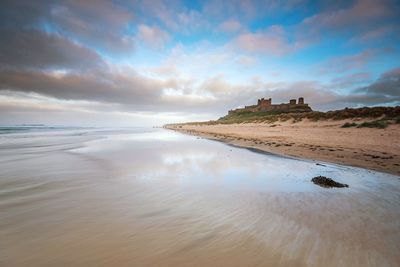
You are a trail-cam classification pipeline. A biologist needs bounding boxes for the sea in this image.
[0,126,399,267]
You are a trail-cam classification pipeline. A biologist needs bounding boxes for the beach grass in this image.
[341,122,358,128]
[357,119,390,129]
[166,106,400,128]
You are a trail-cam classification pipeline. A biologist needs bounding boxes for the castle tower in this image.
[298,97,304,104]
[290,99,296,105]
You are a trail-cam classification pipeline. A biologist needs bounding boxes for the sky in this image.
[0,0,399,126]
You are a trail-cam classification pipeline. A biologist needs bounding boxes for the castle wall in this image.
[228,97,311,115]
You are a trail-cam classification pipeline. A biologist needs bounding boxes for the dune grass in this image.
[357,119,390,129]
[341,122,358,128]
[165,106,400,128]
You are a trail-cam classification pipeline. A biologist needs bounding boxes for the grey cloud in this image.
[301,0,398,34]
[254,79,398,111]
[1,0,135,55]
[0,67,307,115]
[0,29,104,70]
[343,94,398,106]
[332,72,372,84]
[0,0,53,28]
[0,67,217,113]
[51,0,135,54]
[0,69,158,107]
[327,67,400,108]
[0,66,398,118]
[330,72,373,89]
[357,67,400,97]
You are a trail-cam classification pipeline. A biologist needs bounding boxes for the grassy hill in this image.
[166,106,400,129]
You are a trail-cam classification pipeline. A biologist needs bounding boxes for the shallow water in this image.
[0,127,399,267]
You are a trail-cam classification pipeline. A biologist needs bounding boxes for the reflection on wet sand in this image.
[0,128,399,266]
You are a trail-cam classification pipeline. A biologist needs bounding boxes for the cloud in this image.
[1,64,398,121]
[316,48,394,74]
[0,0,398,126]
[297,0,399,46]
[1,0,135,55]
[330,72,372,89]
[161,44,233,79]
[302,0,395,32]
[218,1,398,58]
[176,9,207,33]
[0,62,331,115]
[203,0,257,20]
[257,81,342,110]
[197,70,400,113]
[137,24,170,49]
[0,68,158,108]
[219,19,244,33]
[0,90,105,113]
[199,75,238,95]
[0,0,53,28]
[137,0,209,34]
[51,0,135,54]
[233,25,301,56]
[235,56,257,66]
[0,29,103,70]
[0,66,215,113]
[0,91,191,127]
[138,0,181,31]
[204,0,308,21]
[196,74,338,111]
[357,67,400,97]
[141,65,180,78]
[325,67,400,107]
[348,25,397,44]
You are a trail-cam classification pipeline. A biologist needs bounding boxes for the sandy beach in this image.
[166,120,400,176]
[2,127,400,267]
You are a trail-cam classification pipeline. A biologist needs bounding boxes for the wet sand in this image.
[165,120,400,176]
[1,128,400,267]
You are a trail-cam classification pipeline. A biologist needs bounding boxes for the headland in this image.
[165,98,400,176]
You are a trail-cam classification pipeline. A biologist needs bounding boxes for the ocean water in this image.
[0,127,399,267]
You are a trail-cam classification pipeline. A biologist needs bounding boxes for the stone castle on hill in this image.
[228,97,312,115]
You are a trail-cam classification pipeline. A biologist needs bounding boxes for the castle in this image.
[228,97,312,115]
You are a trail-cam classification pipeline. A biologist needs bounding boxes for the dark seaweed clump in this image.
[311,176,349,188]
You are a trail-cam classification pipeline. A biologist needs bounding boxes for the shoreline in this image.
[165,120,400,176]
